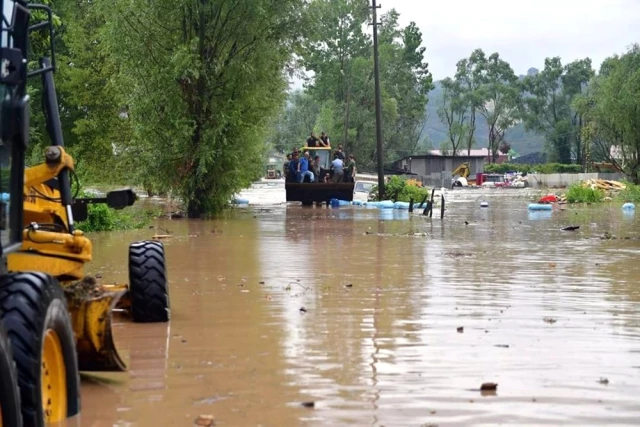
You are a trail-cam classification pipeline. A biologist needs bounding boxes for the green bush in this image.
[484,163,583,174]
[565,183,604,203]
[616,182,640,203]
[370,176,430,202]
[76,191,162,232]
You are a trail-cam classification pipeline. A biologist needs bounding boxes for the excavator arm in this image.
[452,162,470,178]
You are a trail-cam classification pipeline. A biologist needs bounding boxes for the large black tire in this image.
[0,323,22,427]
[0,272,81,427]
[129,240,170,323]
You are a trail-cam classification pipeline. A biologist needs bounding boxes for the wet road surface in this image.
[78,194,640,426]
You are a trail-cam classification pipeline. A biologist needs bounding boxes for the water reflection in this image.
[78,197,640,426]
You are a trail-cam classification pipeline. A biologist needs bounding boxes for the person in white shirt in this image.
[330,153,344,183]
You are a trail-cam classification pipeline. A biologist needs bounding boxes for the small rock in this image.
[300,401,315,408]
[480,382,498,391]
[457,327,464,333]
[194,414,215,426]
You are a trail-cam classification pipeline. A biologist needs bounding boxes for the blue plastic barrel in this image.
[393,201,411,210]
[528,203,553,211]
[232,197,249,205]
[622,202,635,210]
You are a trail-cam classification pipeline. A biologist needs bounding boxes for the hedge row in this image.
[484,163,583,174]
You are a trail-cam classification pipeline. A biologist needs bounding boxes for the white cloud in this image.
[379,0,640,79]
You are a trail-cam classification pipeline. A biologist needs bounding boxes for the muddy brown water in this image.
[75,196,640,426]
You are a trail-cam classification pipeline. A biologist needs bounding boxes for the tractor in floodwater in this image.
[285,146,355,206]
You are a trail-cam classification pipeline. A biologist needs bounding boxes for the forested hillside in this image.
[421,75,546,156]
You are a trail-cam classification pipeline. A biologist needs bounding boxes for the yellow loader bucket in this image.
[64,279,128,372]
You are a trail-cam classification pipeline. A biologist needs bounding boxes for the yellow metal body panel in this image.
[9,146,131,372]
[65,285,127,372]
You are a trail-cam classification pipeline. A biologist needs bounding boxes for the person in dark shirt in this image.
[319,132,330,147]
[345,154,356,182]
[336,144,345,160]
[288,153,299,182]
[283,154,292,181]
[306,132,319,148]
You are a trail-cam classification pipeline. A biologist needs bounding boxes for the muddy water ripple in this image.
[79,196,640,426]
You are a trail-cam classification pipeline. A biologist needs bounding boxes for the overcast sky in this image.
[293,0,640,87]
[380,0,640,79]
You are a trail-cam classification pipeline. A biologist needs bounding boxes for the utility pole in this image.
[370,0,385,201]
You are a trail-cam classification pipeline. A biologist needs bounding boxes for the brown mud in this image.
[75,197,640,426]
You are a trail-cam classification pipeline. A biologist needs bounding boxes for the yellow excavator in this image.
[0,1,170,425]
[451,162,472,187]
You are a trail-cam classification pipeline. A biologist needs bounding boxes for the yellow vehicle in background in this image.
[0,1,170,425]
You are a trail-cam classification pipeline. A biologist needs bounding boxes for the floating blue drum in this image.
[528,203,552,211]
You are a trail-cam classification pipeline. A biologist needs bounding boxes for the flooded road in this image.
[79,193,640,426]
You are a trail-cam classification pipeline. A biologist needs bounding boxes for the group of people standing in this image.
[283,131,357,183]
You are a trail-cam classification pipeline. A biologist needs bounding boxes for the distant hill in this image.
[421,69,545,156]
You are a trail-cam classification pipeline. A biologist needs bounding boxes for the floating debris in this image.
[561,226,580,231]
[480,382,498,391]
[300,401,315,408]
[194,414,215,426]
[543,317,557,324]
[299,307,307,313]
[457,327,464,333]
[598,377,609,385]
[581,179,626,191]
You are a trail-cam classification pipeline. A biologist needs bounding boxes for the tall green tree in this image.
[271,91,321,153]
[454,49,487,155]
[437,77,468,155]
[101,0,304,217]
[476,52,520,163]
[521,57,593,164]
[379,15,433,161]
[53,0,132,183]
[574,45,640,183]
[296,2,432,169]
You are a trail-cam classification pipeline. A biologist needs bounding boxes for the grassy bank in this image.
[75,190,164,232]
[485,163,583,174]
[565,181,640,204]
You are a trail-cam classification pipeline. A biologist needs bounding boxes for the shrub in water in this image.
[565,183,604,203]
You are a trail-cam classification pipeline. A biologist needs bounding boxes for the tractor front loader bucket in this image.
[64,281,128,372]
